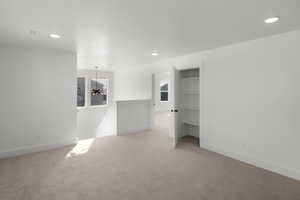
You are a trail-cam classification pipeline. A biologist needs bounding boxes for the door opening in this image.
[151,72,171,135]
[170,67,200,148]
[151,67,201,148]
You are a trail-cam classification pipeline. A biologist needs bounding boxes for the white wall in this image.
[117,100,151,135]
[114,68,152,101]
[150,30,300,180]
[114,68,152,135]
[0,44,77,157]
[76,70,116,139]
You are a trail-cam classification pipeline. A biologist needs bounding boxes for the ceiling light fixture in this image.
[152,52,158,56]
[29,30,39,36]
[91,66,104,96]
[49,33,61,39]
[264,16,280,24]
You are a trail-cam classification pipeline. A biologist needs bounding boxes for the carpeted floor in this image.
[0,130,300,200]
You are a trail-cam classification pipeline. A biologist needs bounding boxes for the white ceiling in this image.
[0,0,299,69]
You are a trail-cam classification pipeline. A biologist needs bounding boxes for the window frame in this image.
[159,80,169,102]
[89,77,109,107]
[77,77,86,108]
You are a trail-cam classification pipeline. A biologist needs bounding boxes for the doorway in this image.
[151,72,171,136]
[170,67,200,147]
[151,67,201,148]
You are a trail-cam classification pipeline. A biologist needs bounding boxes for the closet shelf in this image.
[183,90,199,95]
[183,106,199,110]
[179,68,200,140]
[182,77,199,80]
[182,120,199,126]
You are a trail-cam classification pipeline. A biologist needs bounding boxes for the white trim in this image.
[201,142,300,181]
[116,99,152,102]
[199,61,205,146]
[88,105,109,108]
[117,129,151,136]
[159,99,169,103]
[0,139,78,159]
[159,80,169,102]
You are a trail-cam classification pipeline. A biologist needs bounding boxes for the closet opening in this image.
[171,68,200,148]
[151,67,201,148]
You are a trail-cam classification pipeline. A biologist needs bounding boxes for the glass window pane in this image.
[90,78,108,106]
[160,81,169,91]
[77,77,85,107]
[160,92,168,101]
[160,84,168,91]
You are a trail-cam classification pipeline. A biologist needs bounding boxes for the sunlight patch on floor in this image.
[66,138,95,158]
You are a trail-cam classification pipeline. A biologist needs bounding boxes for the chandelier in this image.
[91,66,104,96]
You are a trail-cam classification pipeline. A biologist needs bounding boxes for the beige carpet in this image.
[153,111,170,134]
[0,131,300,200]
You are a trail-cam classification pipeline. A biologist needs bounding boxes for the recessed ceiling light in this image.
[152,52,158,56]
[49,33,61,39]
[265,17,280,24]
[29,30,39,36]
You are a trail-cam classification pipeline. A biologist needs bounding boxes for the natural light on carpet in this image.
[66,138,95,158]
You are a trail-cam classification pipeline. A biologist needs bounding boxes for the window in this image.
[160,80,169,102]
[77,77,85,107]
[90,78,108,106]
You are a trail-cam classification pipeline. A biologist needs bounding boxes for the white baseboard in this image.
[0,139,78,159]
[117,128,151,136]
[201,142,300,181]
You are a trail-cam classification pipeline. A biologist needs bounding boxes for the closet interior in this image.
[178,68,200,145]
